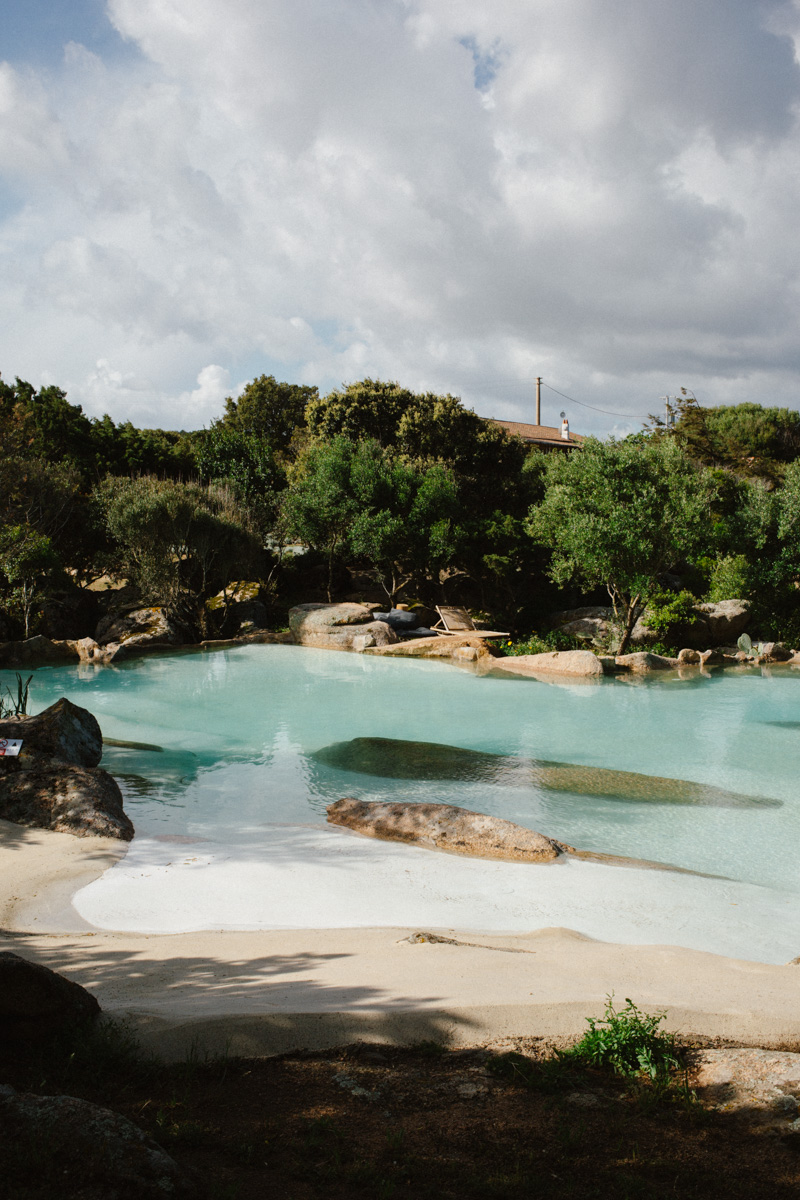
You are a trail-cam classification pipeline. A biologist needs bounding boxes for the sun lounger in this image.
[431,606,509,639]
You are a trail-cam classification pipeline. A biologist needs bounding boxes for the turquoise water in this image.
[27,644,800,892]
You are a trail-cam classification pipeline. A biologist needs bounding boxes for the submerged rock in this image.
[313,737,780,808]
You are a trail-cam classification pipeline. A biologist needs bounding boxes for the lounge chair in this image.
[431,606,509,639]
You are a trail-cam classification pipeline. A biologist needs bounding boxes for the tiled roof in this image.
[485,418,586,445]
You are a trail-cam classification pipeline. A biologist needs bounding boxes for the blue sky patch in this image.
[0,0,138,69]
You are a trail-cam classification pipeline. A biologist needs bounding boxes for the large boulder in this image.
[95,607,185,648]
[289,602,398,651]
[0,698,133,840]
[551,606,613,643]
[328,797,570,862]
[0,952,100,1041]
[0,697,102,767]
[632,598,751,649]
[0,764,134,840]
[0,1090,195,1198]
[493,650,604,677]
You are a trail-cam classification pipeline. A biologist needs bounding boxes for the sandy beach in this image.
[3,816,800,1061]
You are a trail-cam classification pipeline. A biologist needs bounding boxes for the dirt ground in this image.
[3,1031,800,1200]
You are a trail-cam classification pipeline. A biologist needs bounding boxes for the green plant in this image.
[503,629,590,656]
[707,554,751,602]
[560,996,681,1082]
[0,673,32,718]
[643,589,698,637]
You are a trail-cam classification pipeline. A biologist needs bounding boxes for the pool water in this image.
[27,644,800,958]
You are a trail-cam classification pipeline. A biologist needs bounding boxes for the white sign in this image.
[0,739,22,757]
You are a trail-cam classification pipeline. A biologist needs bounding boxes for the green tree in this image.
[527,438,714,653]
[282,438,361,601]
[194,425,285,539]
[98,477,262,635]
[0,525,60,637]
[220,375,317,456]
[658,396,800,484]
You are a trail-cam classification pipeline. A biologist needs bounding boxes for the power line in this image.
[540,381,648,420]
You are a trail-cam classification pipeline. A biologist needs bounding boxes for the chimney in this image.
[561,415,569,441]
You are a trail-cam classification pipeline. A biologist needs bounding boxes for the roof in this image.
[485,419,586,448]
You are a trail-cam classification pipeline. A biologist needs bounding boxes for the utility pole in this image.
[536,377,542,426]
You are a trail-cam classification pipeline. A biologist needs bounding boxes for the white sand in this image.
[4,817,800,1060]
[69,824,800,965]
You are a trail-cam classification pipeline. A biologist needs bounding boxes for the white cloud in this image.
[2,0,800,432]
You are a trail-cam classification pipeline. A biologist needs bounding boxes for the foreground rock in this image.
[289,602,398,651]
[0,764,134,839]
[0,698,133,840]
[0,1089,195,1198]
[691,1049,800,1130]
[328,797,570,861]
[493,650,604,677]
[95,606,186,648]
[0,951,100,1041]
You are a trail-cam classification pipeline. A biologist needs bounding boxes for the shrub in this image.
[644,589,698,637]
[560,996,682,1081]
[707,554,752,603]
[503,629,590,656]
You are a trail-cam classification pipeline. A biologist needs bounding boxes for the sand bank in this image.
[3,818,800,1061]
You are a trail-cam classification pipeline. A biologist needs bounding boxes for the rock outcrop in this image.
[289,602,398,651]
[493,650,604,677]
[691,1049,800,1130]
[0,951,100,1041]
[95,606,185,647]
[0,1089,195,1197]
[552,598,752,650]
[0,698,133,840]
[0,635,76,667]
[328,797,570,862]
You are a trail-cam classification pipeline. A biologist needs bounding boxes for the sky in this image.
[3,1,800,435]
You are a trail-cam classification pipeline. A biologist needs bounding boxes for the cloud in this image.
[2,0,800,432]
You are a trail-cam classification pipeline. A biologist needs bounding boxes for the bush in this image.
[560,996,682,1081]
[503,629,590,656]
[644,589,698,637]
[707,554,752,603]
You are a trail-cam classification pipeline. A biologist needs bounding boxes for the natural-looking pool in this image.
[28,644,800,962]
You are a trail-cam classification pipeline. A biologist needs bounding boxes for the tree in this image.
[98,477,262,634]
[220,375,317,456]
[527,438,714,653]
[282,438,361,601]
[193,425,285,539]
[652,396,800,484]
[0,525,60,637]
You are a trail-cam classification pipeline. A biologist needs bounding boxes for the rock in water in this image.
[327,797,568,862]
[0,697,102,767]
[0,697,134,839]
[313,737,779,808]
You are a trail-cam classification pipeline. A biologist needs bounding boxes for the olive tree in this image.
[527,438,714,653]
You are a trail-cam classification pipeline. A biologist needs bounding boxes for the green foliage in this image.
[707,554,752,602]
[284,437,461,604]
[0,672,32,717]
[194,424,285,537]
[98,476,262,632]
[672,398,800,483]
[527,438,713,653]
[503,629,589,656]
[221,374,317,455]
[561,996,681,1081]
[0,524,61,637]
[643,589,698,636]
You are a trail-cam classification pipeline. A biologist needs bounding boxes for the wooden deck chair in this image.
[431,606,509,639]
